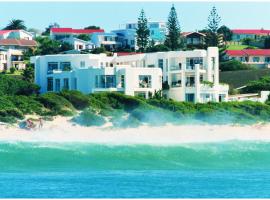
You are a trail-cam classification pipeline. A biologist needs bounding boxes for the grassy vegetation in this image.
[226,44,258,50]
[220,69,270,91]
[1,75,270,126]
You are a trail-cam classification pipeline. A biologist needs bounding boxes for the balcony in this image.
[170,65,182,71]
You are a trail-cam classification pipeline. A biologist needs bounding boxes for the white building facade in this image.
[31,47,228,103]
[31,53,162,98]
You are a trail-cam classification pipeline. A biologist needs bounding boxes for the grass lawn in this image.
[3,70,23,79]
[226,44,258,50]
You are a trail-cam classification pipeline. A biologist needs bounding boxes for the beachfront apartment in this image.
[31,53,162,98]
[225,49,270,68]
[31,47,228,103]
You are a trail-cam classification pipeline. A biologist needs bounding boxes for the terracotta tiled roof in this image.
[232,29,270,35]
[226,49,270,56]
[0,39,37,47]
[51,28,104,34]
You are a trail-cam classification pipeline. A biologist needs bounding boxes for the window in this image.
[211,57,215,70]
[166,59,168,72]
[185,94,195,102]
[265,57,270,63]
[158,59,163,70]
[55,79,60,92]
[139,75,152,88]
[120,75,125,88]
[47,62,58,74]
[131,40,135,45]
[200,75,203,82]
[253,57,260,62]
[63,78,69,90]
[186,76,195,87]
[47,77,53,91]
[151,30,155,35]
[186,57,203,70]
[95,75,116,88]
[60,62,71,71]
[80,61,85,68]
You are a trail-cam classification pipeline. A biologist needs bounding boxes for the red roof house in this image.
[226,49,270,57]
[51,28,104,34]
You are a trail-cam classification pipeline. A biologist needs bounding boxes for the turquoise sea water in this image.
[1,141,270,198]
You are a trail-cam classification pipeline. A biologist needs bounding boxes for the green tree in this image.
[84,25,100,29]
[136,9,150,52]
[217,25,232,42]
[3,19,26,30]
[205,6,221,47]
[165,5,181,50]
[77,34,90,41]
[22,64,35,83]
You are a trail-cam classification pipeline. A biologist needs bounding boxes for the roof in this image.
[51,28,104,34]
[232,29,270,35]
[226,49,270,56]
[0,39,37,47]
[182,32,206,37]
[116,52,143,56]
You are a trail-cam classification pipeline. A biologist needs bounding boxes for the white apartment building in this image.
[31,53,162,98]
[31,47,228,103]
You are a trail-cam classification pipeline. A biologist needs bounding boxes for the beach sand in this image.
[0,116,270,144]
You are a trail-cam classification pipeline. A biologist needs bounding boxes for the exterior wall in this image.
[0,50,8,70]
[111,29,136,49]
[0,49,25,70]
[91,33,121,50]
[31,47,228,102]
[227,55,270,68]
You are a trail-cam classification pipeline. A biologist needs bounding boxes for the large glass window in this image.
[47,77,53,91]
[55,79,60,92]
[186,57,203,70]
[60,62,71,71]
[95,75,116,88]
[47,62,58,74]
[63,78,69,90]
[139,75,152,88]
[265,57,270,63]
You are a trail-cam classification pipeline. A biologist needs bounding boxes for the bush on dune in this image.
[60,90,90,110]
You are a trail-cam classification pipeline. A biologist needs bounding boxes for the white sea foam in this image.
[0,116,270,145]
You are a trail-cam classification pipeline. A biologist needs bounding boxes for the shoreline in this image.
[0,116,270,145]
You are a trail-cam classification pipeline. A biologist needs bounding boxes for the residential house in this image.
[91,32,121,51]
[0,39,37,70]
[31,47,228,103]
[0,48,8,70]
[231,29,270,42]
[50,28,104,50]
[182,32,206,47]
[0,29,34,40]
[225,49,270,68]
[111,29,136,49]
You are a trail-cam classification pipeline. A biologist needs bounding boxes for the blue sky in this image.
[0,2,270,32]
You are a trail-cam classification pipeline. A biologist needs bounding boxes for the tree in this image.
[165,5,181,50]
[42,22,60,36]
[91,47,106,54]
[136,9,150,52]
[146,44,170,52]
[77,34,90,41]
[217,25,232,42]
[3,19,26,30]
[205,6,221,47]
[22,64,35,83]
[207,6,221,33]
[84,25,100,29]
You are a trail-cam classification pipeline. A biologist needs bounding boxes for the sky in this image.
[0,1,270,32]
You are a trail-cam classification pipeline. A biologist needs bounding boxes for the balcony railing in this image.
[171,80,181,87]
[170,65,181,71]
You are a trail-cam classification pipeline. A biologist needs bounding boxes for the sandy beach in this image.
[0,116,269,144]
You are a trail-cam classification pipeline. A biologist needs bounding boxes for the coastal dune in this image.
[0,116,269,144]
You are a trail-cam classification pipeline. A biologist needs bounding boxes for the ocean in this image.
[0,141,270,198]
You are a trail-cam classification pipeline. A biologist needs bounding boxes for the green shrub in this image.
[220,60,255,71]
[37,92,75,116]
[60,90,90,110]
[9,67,16,74]
[72,109,106,126]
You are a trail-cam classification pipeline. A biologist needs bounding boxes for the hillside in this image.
[220,69,270,89]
